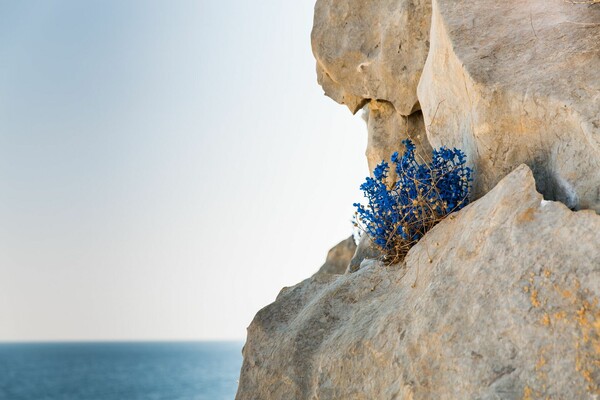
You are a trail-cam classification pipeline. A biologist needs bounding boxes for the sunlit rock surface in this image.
[236,1,600,398]
[314,236,356,276]
[364,100,432,185]
[418,0,600,210]
[312,0,431,115]
[236,166,600,399]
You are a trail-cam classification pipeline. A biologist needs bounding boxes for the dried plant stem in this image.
[356,162,469,266]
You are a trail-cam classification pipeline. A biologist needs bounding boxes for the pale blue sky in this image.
[0,0,367,341]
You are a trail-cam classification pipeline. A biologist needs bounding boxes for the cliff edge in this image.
[236,0,600,398]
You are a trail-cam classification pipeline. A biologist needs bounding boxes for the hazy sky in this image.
[0,0,367,341]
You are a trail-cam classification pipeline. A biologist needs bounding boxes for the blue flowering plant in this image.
[353,139,473,264]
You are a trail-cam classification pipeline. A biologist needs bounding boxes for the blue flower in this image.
[353,140,472,263]
[373,161,389,180]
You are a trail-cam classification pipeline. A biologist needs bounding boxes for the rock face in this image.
[313,0,600,211]
[346,234,380,274]
[236,1,600,398]
[236,165,600,399]
[315,236,356,276]
[364,101,432,179]
[312,0,435,182]
[417,0,600,210]
[312,0,431,115]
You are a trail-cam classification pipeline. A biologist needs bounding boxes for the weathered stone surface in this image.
[237,165,600,399]
[315,236,356,276]
[418,0,600,211]
[316,63,367,114]
[364,100,432,183]
[350,102,433,275]
[312,0,431,115]
[346,234,380,274]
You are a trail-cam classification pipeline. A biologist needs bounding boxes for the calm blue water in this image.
[0,341,243,400]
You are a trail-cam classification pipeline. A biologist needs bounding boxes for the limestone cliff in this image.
[237,166,600,400]
[236,0,600,398]
[314,0,600,212]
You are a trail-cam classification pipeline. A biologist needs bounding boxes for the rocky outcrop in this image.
[236,1,600,398]
[312,0,431,115]
[315,236,356,276]
[346,234,380,274]
[363,101,432,179]
[313,0,600,211]
[236,165,600,399]
[418,0,600,210]
[312,0,435,185]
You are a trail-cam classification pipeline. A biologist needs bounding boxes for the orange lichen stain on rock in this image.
[552,279,580,304]
[522,386,532,400]
[523,386,533,400]
[564,290,574,300]
[543,269,551,279]
[577,304,587,322]
[531,288,541,308]
[517,207,536,223]
[573,293,600,394]
[526,272,549,309]
[552,310,567,322]
[582,368,594,383]
[592,318,600,355]
[531,277,600,394]
[534,346,551,388]
[541,313,551,327]
[536,355,547,371]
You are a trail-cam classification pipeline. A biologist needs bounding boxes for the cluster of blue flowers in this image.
[353,139,472,263]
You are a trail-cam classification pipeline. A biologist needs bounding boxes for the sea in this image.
[0,341,243,400]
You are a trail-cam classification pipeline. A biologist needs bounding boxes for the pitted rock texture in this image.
[236,165,600,399]
[418,0,600,211]
[312,0,431,115]
[315,236,356,276]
